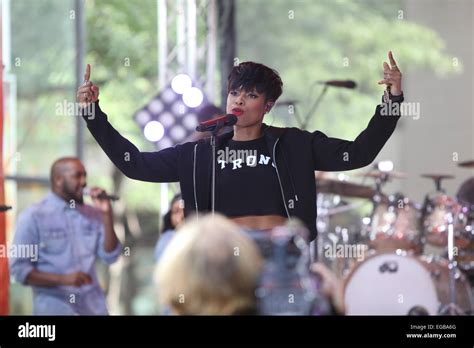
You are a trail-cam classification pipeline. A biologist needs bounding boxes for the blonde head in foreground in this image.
[156,214,263,315]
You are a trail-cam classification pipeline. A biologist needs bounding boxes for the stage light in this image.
[134,80,213,149]
[337,173,348,181]
[135,110,151,126]
[378,160,394,172]
[148,99,164,114]
[171,74,192,94]
[161,88,177,103]
[169,125,186,142]
[183,87,204,108]
[143,121,165,142]
[158,111,175,128]
[171,101,186,115]
[159,138,173,149]
[183,113,198,130]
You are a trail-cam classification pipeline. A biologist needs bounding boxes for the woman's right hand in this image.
[76,64,100,108]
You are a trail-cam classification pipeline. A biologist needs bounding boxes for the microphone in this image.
[196,114,238,132]
[0,205,12,212]
[317,80,357,89]
[83,187,120,201]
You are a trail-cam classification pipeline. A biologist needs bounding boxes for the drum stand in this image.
[366,173,388,238]
[314,193,335,265]
[438,213,465,315]
[421,176,465,314]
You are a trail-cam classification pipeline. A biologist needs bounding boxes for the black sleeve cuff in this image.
[381,91,404,104]
[79,101,103,123]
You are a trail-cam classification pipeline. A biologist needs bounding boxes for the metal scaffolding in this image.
[157,0,218,101]
[156,0,219,213]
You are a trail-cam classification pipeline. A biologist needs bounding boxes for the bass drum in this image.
[344,252,473,315]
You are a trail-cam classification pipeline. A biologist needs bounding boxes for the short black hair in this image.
[227,62,283,102]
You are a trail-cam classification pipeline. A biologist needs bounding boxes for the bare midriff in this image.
[230,215,287,231]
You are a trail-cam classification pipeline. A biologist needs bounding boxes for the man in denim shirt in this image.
[10,157,122,315]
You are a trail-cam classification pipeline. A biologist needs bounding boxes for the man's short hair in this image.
[50,157,80,186]
[227,61,283,102]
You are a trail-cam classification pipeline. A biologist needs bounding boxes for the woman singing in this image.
[77,52,403,241]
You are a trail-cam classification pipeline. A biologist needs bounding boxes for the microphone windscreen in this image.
[226,114,238,126]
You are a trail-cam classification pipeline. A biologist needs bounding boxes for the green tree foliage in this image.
[11,0,76,190]
[236,0,461,138]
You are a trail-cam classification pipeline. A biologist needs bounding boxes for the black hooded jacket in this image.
[83,96,401,241]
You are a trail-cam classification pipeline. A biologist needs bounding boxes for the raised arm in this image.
[312,51,403,171]
[77,64,179,182]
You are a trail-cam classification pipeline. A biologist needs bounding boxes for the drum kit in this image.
[315,161,474,315]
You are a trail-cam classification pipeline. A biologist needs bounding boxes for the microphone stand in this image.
[302,85,328,130]
[196,115,237,216]
[210,120,226,216]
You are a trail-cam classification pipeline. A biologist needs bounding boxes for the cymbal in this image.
[356,171,406,179]
[316,178,379,199]
[457,177,474,208]
[421,174,455,180]
[458,160,474,168]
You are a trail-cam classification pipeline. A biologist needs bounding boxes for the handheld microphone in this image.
[196,114,238,132]
[317,80,357,89]
[83,187,120,201]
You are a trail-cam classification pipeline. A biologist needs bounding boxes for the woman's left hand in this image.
[378,51,402,96]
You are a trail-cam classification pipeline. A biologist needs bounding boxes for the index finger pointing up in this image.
[84,64,91,82]
[388,51,398,69]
